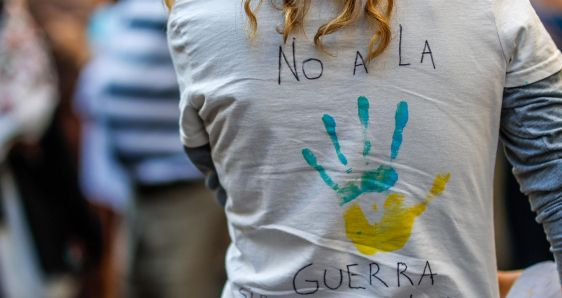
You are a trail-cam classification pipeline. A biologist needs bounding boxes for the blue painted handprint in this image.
[302,96,451,255]
[302,96,408,206]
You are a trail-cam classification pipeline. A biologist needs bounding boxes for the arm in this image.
[498,270,522,298]
[183,145,227,206]
[500,70,562,283]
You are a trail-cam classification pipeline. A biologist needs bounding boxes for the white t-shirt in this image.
[167,0,562,297]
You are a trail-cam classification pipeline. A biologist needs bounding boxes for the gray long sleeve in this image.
[501,71,562,283]
[184,145,227,206]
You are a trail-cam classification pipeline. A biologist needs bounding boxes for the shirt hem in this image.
[180,130,209,148]
[505,51,562,88]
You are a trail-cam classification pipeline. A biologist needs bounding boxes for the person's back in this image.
[167,0,562,297]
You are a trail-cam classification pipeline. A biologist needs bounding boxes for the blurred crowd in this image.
[0,0,228,297]
[0,0,560,297]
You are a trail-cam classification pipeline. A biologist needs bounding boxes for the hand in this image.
[302,96,451,255]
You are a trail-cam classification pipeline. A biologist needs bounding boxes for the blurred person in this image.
[533,0,562,47]
[25,0,96,159]
[166,0,562,297]
[74,0,229,297]
[0,1,59,296]
[0,0,55,162]
[0,0,101,297]
[21,1,111,298]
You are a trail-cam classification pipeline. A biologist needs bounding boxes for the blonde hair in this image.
[246,0,393,62]
[165,0,394,62]
[164,0,174,10]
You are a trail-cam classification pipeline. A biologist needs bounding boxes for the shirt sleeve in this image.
[494,0,562,87]
[500,70,562,284]
[167,9,209,148]
[178,101,209,148]
[184,145,227,206]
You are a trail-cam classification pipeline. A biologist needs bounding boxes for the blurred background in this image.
[0,0,560,297]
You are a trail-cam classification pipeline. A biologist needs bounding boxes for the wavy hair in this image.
[165,0,394,62]
[164,0,174,10]
[245,0,394,62]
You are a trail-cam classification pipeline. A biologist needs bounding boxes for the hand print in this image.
[302,96,451,255]
[302,96,408,205]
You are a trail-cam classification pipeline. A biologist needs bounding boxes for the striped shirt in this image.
[79,0,201,187]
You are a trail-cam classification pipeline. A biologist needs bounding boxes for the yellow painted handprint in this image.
[344,173,450,255]
[302,96,451,255]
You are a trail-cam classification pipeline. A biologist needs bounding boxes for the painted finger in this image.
[322,114,349,166]
[357,96,372,157]
[302,148,340,192]
[390,101,409,160]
